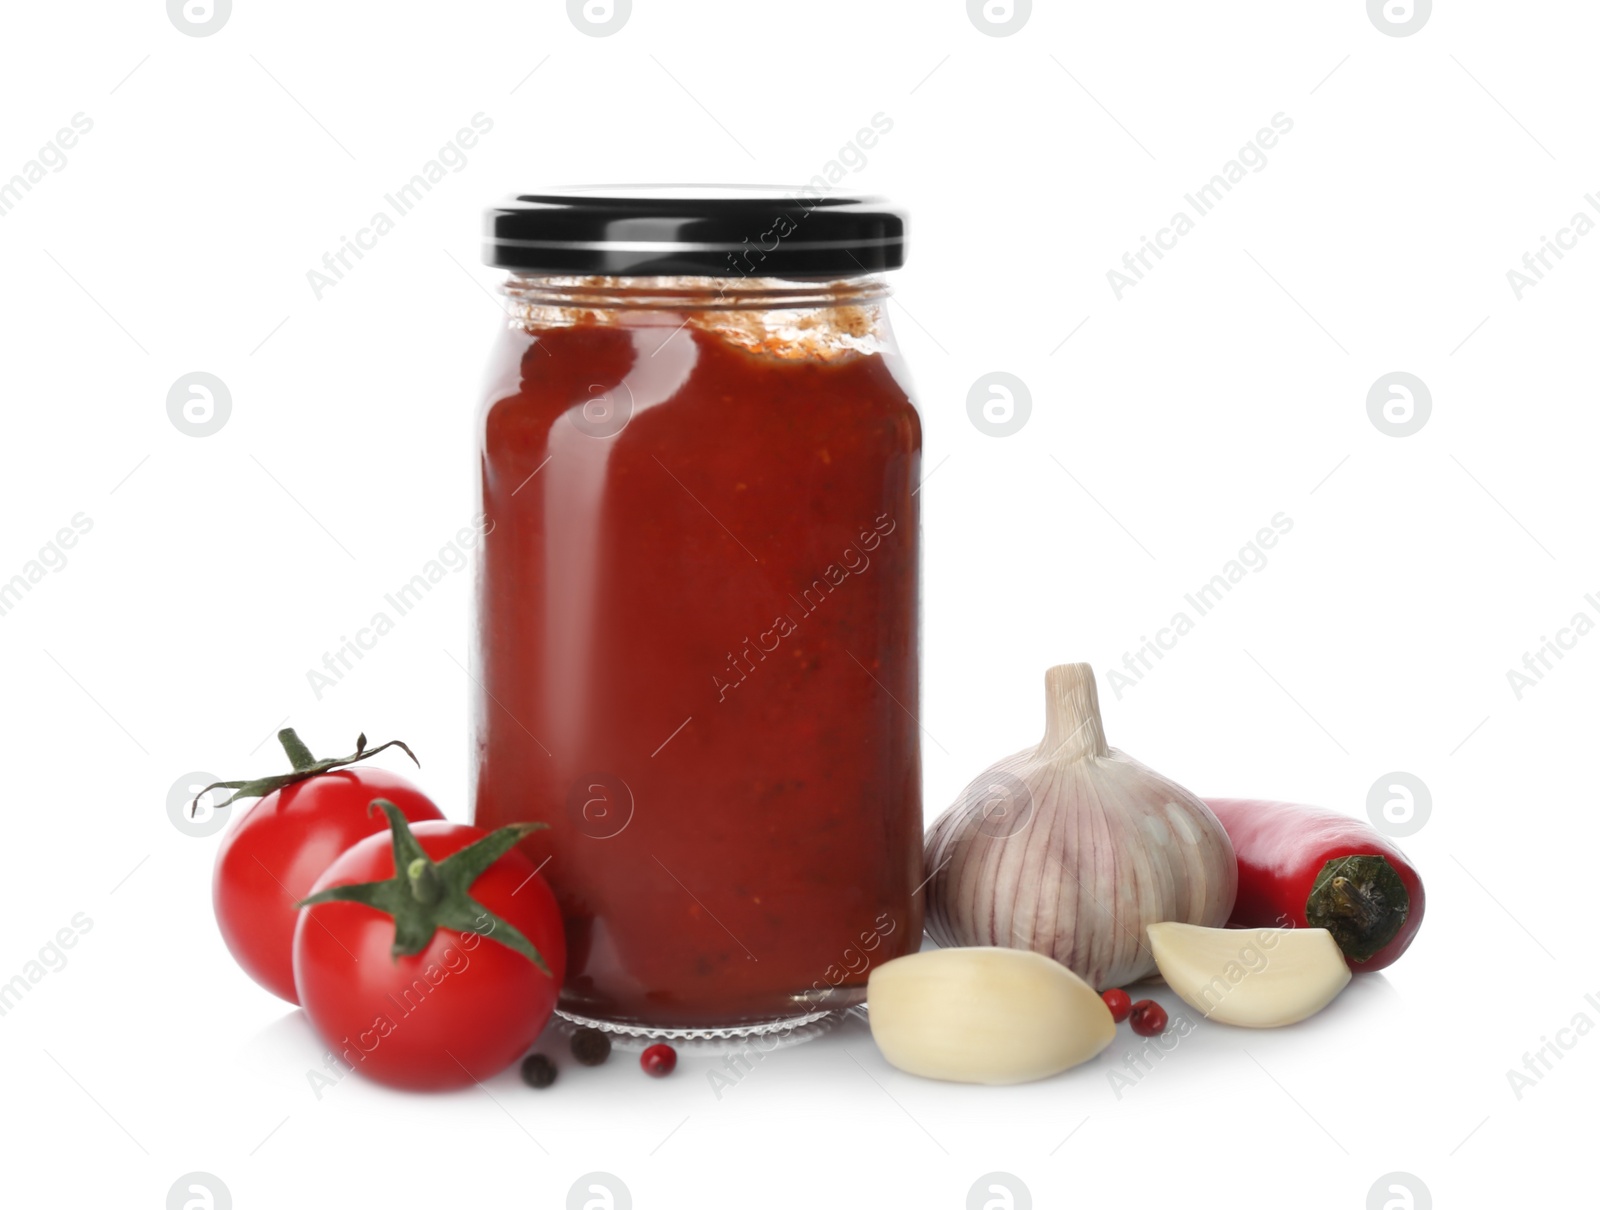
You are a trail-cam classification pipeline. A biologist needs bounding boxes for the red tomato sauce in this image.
[472,311,923,1030]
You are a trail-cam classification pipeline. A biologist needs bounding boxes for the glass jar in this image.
[470,189,923,1035]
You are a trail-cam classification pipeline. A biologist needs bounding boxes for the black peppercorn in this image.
[569,1027,612,1066]
[520,1053,557,1089]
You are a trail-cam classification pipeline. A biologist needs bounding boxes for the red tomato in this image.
[293,818,565,1091]
[212,742,443,1004]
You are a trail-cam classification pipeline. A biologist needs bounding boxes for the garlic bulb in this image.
[924,663,1237,990]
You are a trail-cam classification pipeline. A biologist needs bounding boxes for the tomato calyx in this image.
[192,728,420,816]
[298,800,555,978]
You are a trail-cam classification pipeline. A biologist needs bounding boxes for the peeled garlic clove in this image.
[1146,922,1352,1028]
[867,947,1116,1084]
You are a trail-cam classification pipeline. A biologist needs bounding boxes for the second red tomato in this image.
[293,810,566,1091]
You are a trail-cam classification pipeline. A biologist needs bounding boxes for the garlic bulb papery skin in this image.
[924,663,1237,990]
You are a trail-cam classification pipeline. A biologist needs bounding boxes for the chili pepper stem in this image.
[1305,854,1410,964]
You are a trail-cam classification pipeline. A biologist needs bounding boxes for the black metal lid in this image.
[483,186,906,276]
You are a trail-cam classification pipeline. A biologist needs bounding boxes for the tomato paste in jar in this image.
[472,190,922,1033]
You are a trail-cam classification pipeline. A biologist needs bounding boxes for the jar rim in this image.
[500,273,892,312]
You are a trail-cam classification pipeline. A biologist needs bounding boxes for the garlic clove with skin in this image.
[924,663,1237,991]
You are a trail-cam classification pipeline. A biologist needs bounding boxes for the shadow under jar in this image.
[471,189,924,1036]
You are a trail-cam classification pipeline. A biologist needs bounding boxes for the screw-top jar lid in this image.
[484,186,906,276]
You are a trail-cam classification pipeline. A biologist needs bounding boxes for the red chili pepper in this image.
[1205,799,1425,973]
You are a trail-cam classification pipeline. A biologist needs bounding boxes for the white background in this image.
[0,1,1591,1206]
